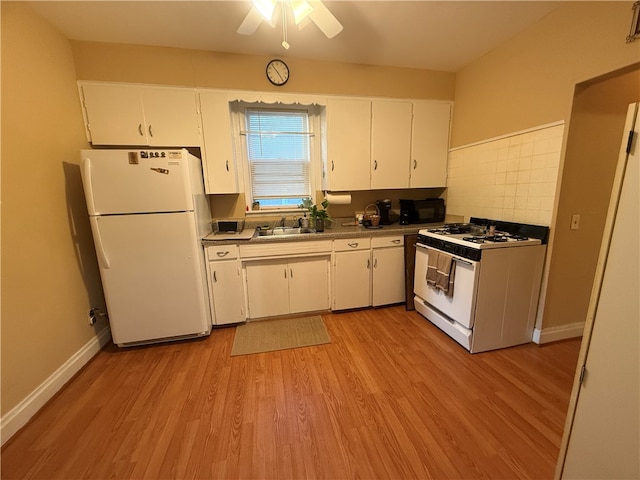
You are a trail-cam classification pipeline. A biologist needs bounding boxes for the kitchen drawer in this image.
[372,235,404,248]
[333,238,371,252]
[240,240,332,259]
[206,245,239,261]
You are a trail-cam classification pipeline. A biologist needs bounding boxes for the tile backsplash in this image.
[446,123,564,226]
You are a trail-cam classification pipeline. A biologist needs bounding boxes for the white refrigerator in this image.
[81,149,212,347]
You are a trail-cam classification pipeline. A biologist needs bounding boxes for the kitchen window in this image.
[233,102,321,211]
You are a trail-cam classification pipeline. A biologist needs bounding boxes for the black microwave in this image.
[399,198,445,224]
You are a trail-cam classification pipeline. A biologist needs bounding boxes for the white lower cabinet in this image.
[205,246,245,325]
[372,238,406,306]
[236,236,404,318]
[243,253,331,319]
[332,238,372,310]
[332,236,405,310]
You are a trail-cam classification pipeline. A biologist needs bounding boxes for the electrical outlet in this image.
[570,214,581,230]
[88,307,98,325]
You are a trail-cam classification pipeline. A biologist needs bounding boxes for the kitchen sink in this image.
[255,227,316,236]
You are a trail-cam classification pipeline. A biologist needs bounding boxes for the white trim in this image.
[532,321,584,344]
[449,120,565,152]
[1,326,112,446]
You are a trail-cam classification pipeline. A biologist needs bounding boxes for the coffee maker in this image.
[376,199,393,225]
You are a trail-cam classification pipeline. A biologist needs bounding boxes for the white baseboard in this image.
[532,322,585,344]
[1,326,111,446]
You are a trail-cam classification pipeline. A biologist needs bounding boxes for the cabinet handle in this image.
[290,268,294,278]
[213,271,217,282]
[148,125,153,137]
[347,242,358,248]
[413,159,417,169]
[392,239,401,244]
[374,160,378,170]
[225,160,229,172]
[367,258,371,269]
[138,123,144,136]
[216,251,229,257]
[284,269,287,279]
[374,258,378,268]
[331,160,334,171]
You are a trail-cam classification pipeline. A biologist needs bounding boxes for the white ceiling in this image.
[29,1,562,72]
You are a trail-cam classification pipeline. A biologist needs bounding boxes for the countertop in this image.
[202,218,446,245]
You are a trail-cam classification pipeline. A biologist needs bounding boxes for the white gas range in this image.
[413,218,550,353]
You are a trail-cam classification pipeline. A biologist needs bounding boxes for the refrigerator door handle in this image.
[82,157,96,215]
[90,217,111,269]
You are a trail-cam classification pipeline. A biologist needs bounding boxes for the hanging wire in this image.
[281,1,290,49]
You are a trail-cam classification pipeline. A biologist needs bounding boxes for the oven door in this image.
[414,242,480,329]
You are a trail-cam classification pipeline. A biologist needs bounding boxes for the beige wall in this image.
[452,2,640,148]
[71,41,456,100]
[1,3,107,416]
[543,66,640,329]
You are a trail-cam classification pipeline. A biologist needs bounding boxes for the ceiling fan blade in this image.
[237,8,264,35]
[308,0,343,38]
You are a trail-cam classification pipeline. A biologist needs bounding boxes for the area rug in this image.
[231,316,331,356]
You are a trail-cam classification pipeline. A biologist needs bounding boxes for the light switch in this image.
[570,214,581,230]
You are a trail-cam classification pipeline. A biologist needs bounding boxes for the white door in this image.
[410,101,450,188]
[81,83,147,145]
[326,97,371,191]
[209,260,245,325]
[245,260,290,318]
[289,257,330,314]
[372,247,405,307]
[371,99,412,189]
[560,103,640,480]
[333,250,371,310]
[81,149,193,215]
[90,212,210,345]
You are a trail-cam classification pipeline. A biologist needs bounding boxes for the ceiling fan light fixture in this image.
[252,0,277,23]
[290,0,313,24]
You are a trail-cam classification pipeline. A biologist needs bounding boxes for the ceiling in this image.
[29,1,562,73]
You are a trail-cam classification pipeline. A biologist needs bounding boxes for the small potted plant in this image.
[307,199,331,232]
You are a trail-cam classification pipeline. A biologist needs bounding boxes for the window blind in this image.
[245,109,311,203]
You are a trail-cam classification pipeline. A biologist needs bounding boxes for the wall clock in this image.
[266,59,289,86]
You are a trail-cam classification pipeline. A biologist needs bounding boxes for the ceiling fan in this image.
[237,0,343,48]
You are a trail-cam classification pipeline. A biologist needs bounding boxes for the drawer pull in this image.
[347,242,359,248]
[216,251,229,257]
[391,239,401,244]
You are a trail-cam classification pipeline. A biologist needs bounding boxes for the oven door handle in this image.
[416,242,476,267]
[453,257,474,267]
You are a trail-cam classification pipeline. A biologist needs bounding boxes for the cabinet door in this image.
[326,98,371,191]
[371,100,412,189]
[82,83,147,145]
[141,87,200,146]
[372,247,406,307]
[245,260,289,319]
[198,91,239,194]
[208,260,245,325]
[288,257,330,314]
[332,250,371,310]
[410,101,451,188]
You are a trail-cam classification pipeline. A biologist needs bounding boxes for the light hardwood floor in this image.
[1,306,581,479]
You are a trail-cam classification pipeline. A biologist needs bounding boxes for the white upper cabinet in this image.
[371,99,413,190]
[198,91,239,194]
[80,83,200,147]
[325,97,371,191]
[410,101,451,188]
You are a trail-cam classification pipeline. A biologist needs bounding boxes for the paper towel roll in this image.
[325,193,352,205]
